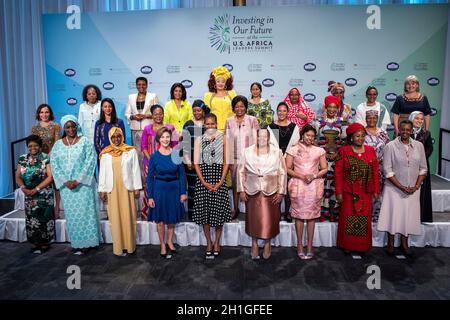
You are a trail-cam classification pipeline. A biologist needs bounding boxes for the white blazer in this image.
[98,149,142,193]
[125,92,159,130]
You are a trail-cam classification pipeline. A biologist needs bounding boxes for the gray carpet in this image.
[0,242,449,300]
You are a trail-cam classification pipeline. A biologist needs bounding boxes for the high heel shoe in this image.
[262,246,271,260]
[400,245,412,257]
[168,244,177,254]
[213,244,221,257]
[251,247,260,260]
[205,244,214,259]
[160,245,172,259]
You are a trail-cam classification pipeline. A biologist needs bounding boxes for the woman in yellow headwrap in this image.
[99,127,142,256]
[203,66,237,132]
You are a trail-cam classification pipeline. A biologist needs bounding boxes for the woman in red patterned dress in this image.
[334,123,380,254]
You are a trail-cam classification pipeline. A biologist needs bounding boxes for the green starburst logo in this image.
[209,14,230,54]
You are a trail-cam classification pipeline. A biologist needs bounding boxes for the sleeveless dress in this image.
[192,133,232,227]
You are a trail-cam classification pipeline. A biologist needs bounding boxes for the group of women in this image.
[17,68,433,259]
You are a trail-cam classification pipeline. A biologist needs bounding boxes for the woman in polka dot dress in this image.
[193,113,232,259]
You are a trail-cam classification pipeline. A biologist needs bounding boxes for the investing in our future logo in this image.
[209,14,231,54]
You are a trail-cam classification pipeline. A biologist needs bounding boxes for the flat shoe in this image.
[298,252,306,260]
[305,253,314,260]
[262,252,271,260]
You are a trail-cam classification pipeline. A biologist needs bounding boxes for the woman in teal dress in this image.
[50,115,101,255]
[15,135,55,253]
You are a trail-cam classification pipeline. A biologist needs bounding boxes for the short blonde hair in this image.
[404,75,420,93]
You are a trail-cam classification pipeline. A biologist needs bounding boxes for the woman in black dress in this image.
[181,100,209,220]
[391,75,432,137]
[409,111,433,222]
[268,102,300,222]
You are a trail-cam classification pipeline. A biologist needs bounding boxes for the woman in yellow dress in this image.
[98,127,142,256]
[203,66,236,132]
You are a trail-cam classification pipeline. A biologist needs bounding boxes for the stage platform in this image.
[430,175,450,212]
[1,174,450,247]
[1,209,450,248]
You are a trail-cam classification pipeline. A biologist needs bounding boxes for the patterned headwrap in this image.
[99,127,135,159]
[327,80,336,92]
[346,122,365,137]
[60,114,83,136]
[284,87,315,128]
[211,66,231,81]
[365,109,379,118]
[192,99,210,115]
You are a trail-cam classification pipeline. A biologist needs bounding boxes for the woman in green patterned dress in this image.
[247,82,274,128]
[15,135,55,253]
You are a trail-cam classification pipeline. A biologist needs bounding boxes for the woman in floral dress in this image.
[315,96,347,222]
[364,110,390,222]
[247,82,274,128]
[15,135,55,253]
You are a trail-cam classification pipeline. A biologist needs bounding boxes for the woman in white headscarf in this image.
[409,111,433,222]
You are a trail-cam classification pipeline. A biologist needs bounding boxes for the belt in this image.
[156,176,178,182]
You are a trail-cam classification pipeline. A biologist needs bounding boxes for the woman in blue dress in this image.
[50,115,101,255]
[94,98,126,156]
[147,126,187,259]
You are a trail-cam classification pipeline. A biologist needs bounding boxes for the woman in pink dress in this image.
[286,125,327,260]
[225,95,259,219]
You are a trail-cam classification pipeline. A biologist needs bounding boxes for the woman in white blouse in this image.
[377,120,427,257]
[98,127,142,256]
[125,77,159,174]
[78,84,102,144]
[238,128,287,260]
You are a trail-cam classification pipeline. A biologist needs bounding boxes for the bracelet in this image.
[20,185,25,190]
[36,186,41,192]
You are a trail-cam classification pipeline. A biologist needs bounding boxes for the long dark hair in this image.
[250,82,262,99]
[99,98,118,125]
